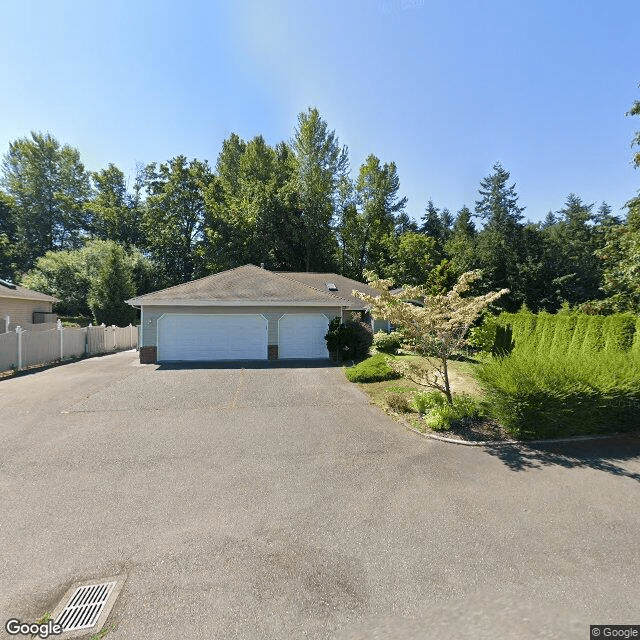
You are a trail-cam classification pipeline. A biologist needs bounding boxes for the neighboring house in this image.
[0,279,59,332]
[127,264,385,363]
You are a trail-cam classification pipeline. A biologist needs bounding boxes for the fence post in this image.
[57,319,63,360]
[4,315,9,333]
[112,325,116,350]
[129,324,133,349]
[16,326,22,370]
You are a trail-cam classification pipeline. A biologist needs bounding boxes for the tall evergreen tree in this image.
[473,163,525,309]
[420,200,443,241]
[291,108,348,271]
[352,154,407,276]
[1,132,91,271]
[444,205,476,275]
[440,207,454,240]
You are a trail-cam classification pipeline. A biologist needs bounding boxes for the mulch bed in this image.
[411,414,514,442]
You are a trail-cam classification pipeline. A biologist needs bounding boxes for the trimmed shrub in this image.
[549,314,578,357]
[581,315,605,355]
[326,317,372,361]
[633,318,640,357]
[345,353,400,383]
[535,312,556,354]
[568,314,590,354]
[373,331,403,354]
[603,313,636,352]
[385,392,412,413]
[476,349,640,439]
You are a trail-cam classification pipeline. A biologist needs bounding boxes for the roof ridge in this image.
[269,271,352,305]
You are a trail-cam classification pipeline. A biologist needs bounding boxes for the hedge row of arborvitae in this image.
[474,309,640,439]
[493,309,640,357]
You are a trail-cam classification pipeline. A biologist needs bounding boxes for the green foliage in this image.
[492,309,638,358]
[292,107,348,271]
[87,243,137,326]
[603,313,636,352]
[476,349,640,439]
[21,240,154,316]
[1,132,91,271]
[142,155,212,285]
[325,317,372,361]
[633,317,640,357]
[372,330,402,354]
[413,390,448,413]
[467,314,498,353]
[423,394,481,431]
[387,231,438,286]
[580,315,605,355]
[88,163,143,246]
[345,353,400,383]
[353,154,407,276]
[384,392,412,413]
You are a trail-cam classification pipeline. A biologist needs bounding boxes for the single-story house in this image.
[0,278,59,332]
[127,264,387,363]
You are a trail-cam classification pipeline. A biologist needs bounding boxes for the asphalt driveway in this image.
[1,351,639,640]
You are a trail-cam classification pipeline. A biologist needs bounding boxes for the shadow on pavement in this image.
[155,358,338,370]
[483,434,640,481]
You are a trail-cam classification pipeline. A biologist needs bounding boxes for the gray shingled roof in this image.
[127,264,355,306]
[0,279,59,303]
[277,272,379,311]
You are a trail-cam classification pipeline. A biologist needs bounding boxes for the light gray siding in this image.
[140,305,342,348]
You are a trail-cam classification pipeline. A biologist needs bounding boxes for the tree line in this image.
[0,98,639,324]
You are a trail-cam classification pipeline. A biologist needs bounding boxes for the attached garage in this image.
[128,265,382,364]
[157,314,268,361]
[278,314,330,359]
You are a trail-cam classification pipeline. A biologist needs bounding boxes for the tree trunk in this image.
[441,356,453,404]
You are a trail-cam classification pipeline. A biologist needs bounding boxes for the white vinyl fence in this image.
[0,321,139,373]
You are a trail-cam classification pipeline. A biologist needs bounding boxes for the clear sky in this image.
[2,0,639,223]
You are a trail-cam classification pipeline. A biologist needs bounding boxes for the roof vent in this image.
[0,278,17,290]
[326,282,338,291]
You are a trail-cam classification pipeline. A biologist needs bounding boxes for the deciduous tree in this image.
[354,271,508,403]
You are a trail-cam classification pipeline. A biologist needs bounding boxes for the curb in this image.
[396,415,637,448]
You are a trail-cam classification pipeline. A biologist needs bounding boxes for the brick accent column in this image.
[268,345,278,360]
[139,346,157,364]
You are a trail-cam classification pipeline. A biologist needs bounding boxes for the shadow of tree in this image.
[483,434,640,481]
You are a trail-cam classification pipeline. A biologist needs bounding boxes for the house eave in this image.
[127,298,349,308]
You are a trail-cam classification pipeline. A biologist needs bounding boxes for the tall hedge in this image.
[549,314,578,356]
[494,310,638,357]
[633,318,640,357]
[580,315,606,356]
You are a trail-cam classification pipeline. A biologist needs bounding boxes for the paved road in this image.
[1,351,639,640]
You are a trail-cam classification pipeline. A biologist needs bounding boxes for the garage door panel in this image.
[158,314,267,361]
[279,314,330,359]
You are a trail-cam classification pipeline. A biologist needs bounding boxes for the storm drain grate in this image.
[55,581,116,632]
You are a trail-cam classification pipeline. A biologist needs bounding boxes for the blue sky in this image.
[2,0,639,222]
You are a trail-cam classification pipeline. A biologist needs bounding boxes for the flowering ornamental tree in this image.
[353,270,508,404]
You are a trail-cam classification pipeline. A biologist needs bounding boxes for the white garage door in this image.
[278,314,330,359]
[157,314,267,361]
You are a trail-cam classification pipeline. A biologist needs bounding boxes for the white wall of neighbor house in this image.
[140,305,343,348]
[0,299,53,329]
